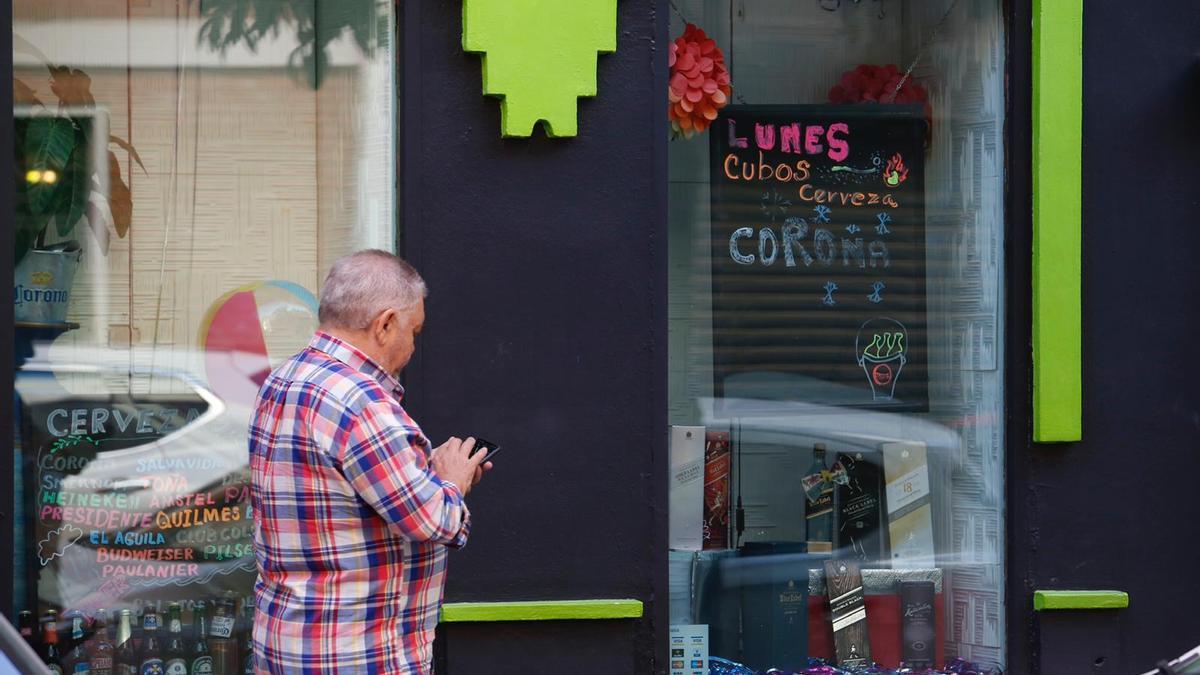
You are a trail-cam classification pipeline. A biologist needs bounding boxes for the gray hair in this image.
[318,250,427,330]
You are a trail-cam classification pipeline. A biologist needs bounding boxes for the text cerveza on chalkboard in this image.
[710,105,928,411]
[25,397,256,615]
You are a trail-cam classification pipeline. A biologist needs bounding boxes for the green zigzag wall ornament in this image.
[463,0,617,138]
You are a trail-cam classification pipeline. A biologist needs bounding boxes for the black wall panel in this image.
[1009,2,1200,673]
[399,1,668,672]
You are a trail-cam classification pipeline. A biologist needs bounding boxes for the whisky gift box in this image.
[881,442,935,566]
[691,550,741,661]
[823,560,871,667]
[900,580,936,667]
[670,426,706,550]
[734,542,810,673]
[807,568,944,668]
[703,431,732,550]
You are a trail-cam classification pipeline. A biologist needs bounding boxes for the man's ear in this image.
[372,308,397,342]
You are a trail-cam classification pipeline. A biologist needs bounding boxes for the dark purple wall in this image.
[398,1,668,673]
[0,0,14,617]
[1008,2,1200,673]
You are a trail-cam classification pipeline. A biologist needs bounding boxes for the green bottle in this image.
[188,603,213,675]
[163,604,187,675]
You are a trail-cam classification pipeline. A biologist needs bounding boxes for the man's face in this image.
[379,298,425,376]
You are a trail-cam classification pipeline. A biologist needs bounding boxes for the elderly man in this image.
[249,249,489,673]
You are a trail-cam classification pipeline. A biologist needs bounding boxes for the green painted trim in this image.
[1034,590,1129,611]
[440,599,644,623]
[1032,0,1083,442]
[462,0,617,137]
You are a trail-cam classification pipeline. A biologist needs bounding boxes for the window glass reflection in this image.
[12,1,396,665]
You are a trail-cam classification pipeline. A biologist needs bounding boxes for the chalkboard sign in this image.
[23,395,256,616]
[710,105,928,411]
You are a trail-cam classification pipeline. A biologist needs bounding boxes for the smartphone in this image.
[470,437,501,461]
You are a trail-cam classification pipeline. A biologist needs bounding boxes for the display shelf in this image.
[15,321,81,331]
[14,320,80,370]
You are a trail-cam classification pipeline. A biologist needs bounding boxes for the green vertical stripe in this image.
[1032,0,1083,442]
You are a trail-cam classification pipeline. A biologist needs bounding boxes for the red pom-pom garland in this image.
[668,23,733,139]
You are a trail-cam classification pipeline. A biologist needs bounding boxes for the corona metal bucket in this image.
[14,247,81,324]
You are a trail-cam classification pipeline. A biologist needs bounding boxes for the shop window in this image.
[11,0,395,670]
[667,2,1006,672]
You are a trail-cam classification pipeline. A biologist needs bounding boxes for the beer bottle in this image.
[17,610,38,654]
[133,607,145,653]
[89,612,114,675]
[236,600,254,675]
[188,603,213,675]
[42,610,63,674]
[139,610,164,675]
[88,610,108,651]
[163,604,187,675]
[61,610,86,655]
[207,600,237,675]
[114,607,137,667]
[65,613,91,673]
[115,610,138,675]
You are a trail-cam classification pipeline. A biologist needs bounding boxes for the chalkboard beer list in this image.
[710,105,929,411]
[24,397,256,616]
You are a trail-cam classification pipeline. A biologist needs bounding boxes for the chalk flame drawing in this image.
[883,153,909,187]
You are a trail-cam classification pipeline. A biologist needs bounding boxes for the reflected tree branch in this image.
[190,0,390,89]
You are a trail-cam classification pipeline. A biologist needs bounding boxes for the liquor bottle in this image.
[65,613,91,673]
[803,443,835,553]
[115,610,138,675]
[42,610,63,674]
[188,603,213,675]
[163,604,187,675]
[208,600,237,675]
[18,610,39,654]
[835,451,886,562]
[89,612,115,675]
[139,610,164,675]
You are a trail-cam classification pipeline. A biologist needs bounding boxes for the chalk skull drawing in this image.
[856,317,909,400]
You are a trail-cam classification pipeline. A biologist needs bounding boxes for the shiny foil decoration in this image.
[707,657,1002,675]
[807,567,943,595]
[827,63,933,142]
[668,23,732,139]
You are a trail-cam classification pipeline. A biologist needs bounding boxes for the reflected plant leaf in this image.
[13,54,143,261]
[14,78,43,106]
[109,135,147,174]
[49,66,96,109]
[23,117,78,215]
[107,151,133,239]
[56,146,91,238]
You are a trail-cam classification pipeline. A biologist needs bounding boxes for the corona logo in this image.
[30,271,54,286]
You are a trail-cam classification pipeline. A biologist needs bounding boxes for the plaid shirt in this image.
[249,332,470,674]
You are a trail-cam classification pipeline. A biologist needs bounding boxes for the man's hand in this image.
[431,437,493,497]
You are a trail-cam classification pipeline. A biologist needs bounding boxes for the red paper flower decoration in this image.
[829,64,932,133]
[668,24,732,139]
